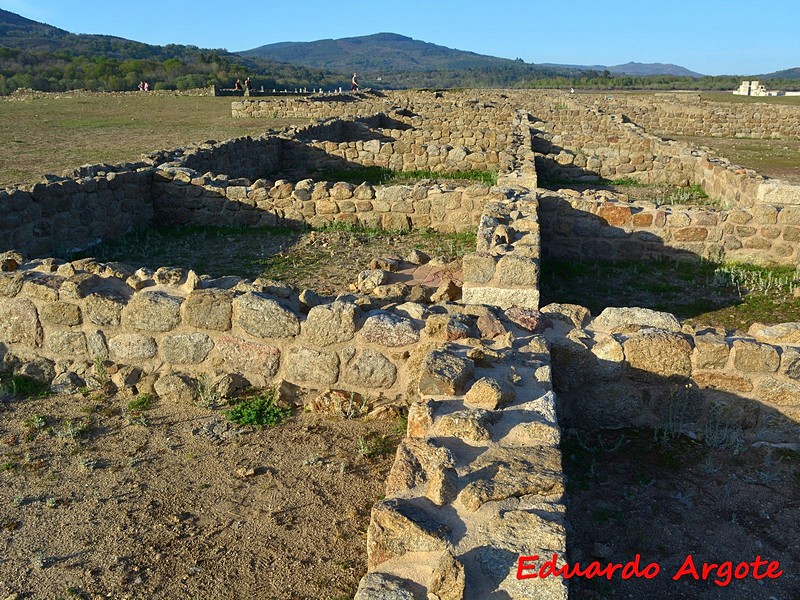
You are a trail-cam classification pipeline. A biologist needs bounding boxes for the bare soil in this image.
[0,387,399,600]
[563,428,800,600]
[72,227,475,296]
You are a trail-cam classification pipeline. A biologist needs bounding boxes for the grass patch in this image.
[127,394,154,413]
[316,166,497,186]
[541,257,800,329]
[226,390,292,428]
[1,375,51,399]
[541,177,719,208]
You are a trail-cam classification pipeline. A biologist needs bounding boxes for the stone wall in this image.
[152,169,504,233]
[356,317,567,600]
[462,196,541,309]
[523,102,800,208]
[583,92,800,140]
[548,306,800,444]
[0,255,475,405]
[538,190,800,266]
[0,170,154,259]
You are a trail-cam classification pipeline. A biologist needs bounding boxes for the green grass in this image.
[127,394,154,413]
[1,375,51,399]
[541,257,800,330]
[226,390,291,428]
[700,92,800,107]
[316,166,498,186]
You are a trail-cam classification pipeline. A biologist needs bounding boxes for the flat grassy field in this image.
[0,94,308,187]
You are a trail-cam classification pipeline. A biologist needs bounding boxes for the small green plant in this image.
[93,356,108,384]
[335,392,369,420]
[226,390,291,428]
[196,376,222,409]
[23,414,48,440]
[31,550,47,569]
[356,433,394,460]
[127,393,154,413]
[79,457,99,472]
[5,375,51,398]
[58,417,93,441]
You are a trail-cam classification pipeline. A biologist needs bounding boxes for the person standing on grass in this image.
[351,72,359,91]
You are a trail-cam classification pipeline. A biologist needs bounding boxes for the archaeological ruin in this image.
[1,88,799,599]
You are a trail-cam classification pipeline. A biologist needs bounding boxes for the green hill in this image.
[0,8,343,94]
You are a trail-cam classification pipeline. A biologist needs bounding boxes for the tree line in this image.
[1,44,799,95]
[0,45,348,95]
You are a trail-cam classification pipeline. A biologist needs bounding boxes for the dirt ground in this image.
[563,428,800,600]
[71,227,475,296]
[0,387,400,600]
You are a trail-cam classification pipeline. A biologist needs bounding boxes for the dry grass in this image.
[670,136,800,184]
[0,94,307,187]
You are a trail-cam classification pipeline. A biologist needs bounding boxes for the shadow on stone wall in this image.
[554,353,798,444]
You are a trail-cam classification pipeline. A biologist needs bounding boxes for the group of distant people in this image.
[235,77,253,92]
[137,81,150,92]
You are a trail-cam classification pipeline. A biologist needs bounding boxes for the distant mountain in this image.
[761,67,800,80]
[241,33,704,78]
[606,62,703,78]
[240,33,574,74]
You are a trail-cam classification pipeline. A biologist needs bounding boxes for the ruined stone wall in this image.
[0,256,474,406]
[462,197,541,309]
[152,169,504,234]
[549,307,800,444]
[0,170,154,259]
[583,92,800,139]
[538,191,800,266]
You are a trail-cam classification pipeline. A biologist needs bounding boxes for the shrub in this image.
[226,390,291,428]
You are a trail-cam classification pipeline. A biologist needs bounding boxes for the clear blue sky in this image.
[3,0,798,76]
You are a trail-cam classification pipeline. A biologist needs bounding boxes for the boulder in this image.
[342,349,397,389]
[232,292,299,339]
[623,330,692,380]
[160,333,214,364]
[360,313,420,347]
[284,346,340,386]
[302,301,359,346]
[593,307,681,333]
[418,350,474,396]
[121,291,182,332]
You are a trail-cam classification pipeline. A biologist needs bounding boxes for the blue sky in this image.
[2,0,798,75]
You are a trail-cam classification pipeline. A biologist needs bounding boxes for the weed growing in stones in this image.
[356,433,395,460]
[127,393,154,413]
[226,389,291,428]
[2,375,51,399]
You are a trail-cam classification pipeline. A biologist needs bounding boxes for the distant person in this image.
[143,81,150,92]
[235,79,243,91]
[351,72,359,91]
[244,76,252,91]
[137,81,144,92]
[570,87,575,94]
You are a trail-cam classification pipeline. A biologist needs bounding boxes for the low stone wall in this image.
[463,196,541,309]
[584,92,800,140]
[356,319,566,599]
[539,190,800,266]
[548,306,800,444]
[152,169,504,233]
[0,170,154,259]
[525,104,798,208]
[0,255,485,406]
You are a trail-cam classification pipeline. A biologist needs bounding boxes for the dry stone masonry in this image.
[2,89,800,599]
